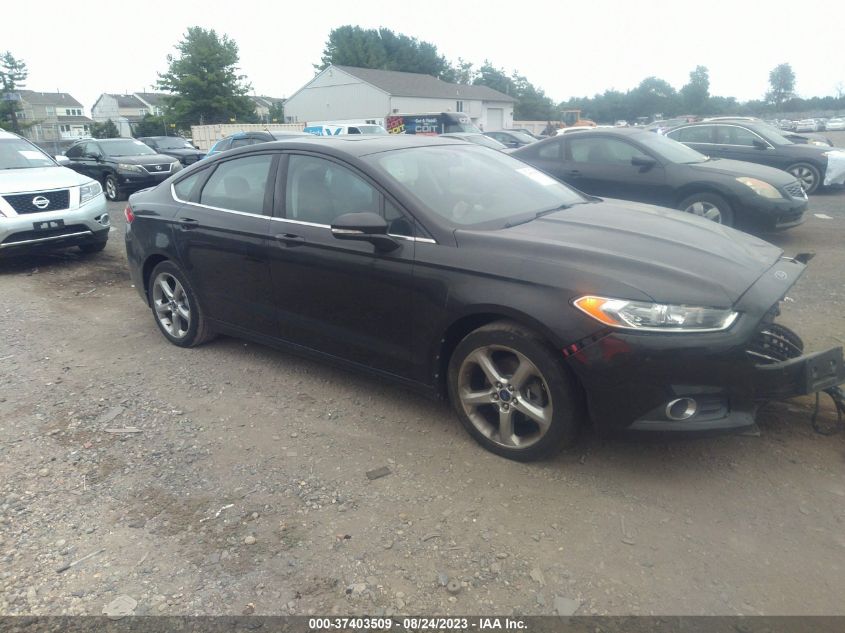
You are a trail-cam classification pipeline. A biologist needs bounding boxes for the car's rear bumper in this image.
[0,195,110,255]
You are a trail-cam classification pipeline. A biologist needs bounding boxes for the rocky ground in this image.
[1,180,844,617]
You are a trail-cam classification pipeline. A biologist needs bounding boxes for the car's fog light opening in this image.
[96,213,110,227]
[665,397,698,421]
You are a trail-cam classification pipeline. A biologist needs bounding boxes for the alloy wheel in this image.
[105,178,117,200]
[683,201,722,223]
[788,165,817,192]
[152,272,191,339]
[457,344,553,449]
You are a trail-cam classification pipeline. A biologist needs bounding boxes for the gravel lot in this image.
[1,169,844,616]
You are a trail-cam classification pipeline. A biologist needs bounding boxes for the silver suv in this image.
[0,130,109,256]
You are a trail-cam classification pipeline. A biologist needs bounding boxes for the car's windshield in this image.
[508,131,538,144]
[746,123,793,146]
[0,138,57,169]
[366,145,586,228]
[101,139,157,157]
[635,132,708,164]
[151,137,193,149]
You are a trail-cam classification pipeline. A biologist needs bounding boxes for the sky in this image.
[2,0,843,116]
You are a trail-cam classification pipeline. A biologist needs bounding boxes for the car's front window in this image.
[102,139,157,157]
[508,131,538,144]
[366,145,586,228]
[745,123,792,146]
[154,137,193,149]
[0,139,57,169]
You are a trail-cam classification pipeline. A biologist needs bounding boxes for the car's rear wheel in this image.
[104,175,124,201]
[786,162,821,194]
[678,192,734,226]
[148,261,214,347]
[447,321,582,461]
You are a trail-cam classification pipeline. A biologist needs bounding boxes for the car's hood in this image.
[109,154,176,165]
[685,158,795,185]
[455,200,783,308]
[0,166,91,194]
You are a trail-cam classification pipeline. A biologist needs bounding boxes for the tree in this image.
[629,77,679,119]
[90,119,120,138]
[442,58,475,85]
[766,63,796,110]
[681,65,710,113]
[268,101,285,123]
[473,61,515,96]
[0,51,28,133]
[317,26,450,79]
[132,113,169,137]
[157,27,256,125]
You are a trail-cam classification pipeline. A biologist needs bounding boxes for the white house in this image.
[91,92,171,137]
[283,65,516,131]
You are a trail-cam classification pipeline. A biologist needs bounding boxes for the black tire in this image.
[677,192,735,227]
[104,174,124,201]
[147,260,215,348]
[78,238,108,254]
[447,320,583,461]
[786,162,821,195]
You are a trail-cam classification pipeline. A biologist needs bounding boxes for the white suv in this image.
[0,130,109,256]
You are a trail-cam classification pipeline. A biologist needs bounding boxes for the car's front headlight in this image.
[79,180,103,205]
[736,177,783,199]
[574,295,738,332]
[118,163,144,173]
[170,161,183,172]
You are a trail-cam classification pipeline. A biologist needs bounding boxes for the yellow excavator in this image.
[561,109,596,127]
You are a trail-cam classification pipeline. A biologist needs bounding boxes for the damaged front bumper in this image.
[567,255,845,434]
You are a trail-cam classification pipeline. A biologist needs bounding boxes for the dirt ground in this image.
[1,179,844,617]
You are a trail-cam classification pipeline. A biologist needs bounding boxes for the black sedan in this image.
[138,136,205,166]
[512,128,808,230]
[64,138,182,201]
[664,120,844,194]
[124,136,845,461]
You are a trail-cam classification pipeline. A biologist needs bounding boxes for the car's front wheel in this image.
[104,174,124,201]
[447,321,583,461]
[786,162,821,194]
[147,261,214,347]
[678,192,734,226]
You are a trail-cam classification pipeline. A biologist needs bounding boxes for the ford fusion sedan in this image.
[64,138,182,201]
[512,128,808,230]
[124,136,844,461]
[665,120,845,194]
[0,130,109,256]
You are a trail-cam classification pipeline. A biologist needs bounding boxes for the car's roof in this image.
[217,134,472,159]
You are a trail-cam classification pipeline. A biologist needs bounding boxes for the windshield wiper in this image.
[504,203,573,228]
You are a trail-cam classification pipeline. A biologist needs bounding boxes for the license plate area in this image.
[32,219,65,231]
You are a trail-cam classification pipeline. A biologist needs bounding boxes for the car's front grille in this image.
[142,163,172,174]
[746,322,804,364]
[1,223,90,245]
[2,189,70,214]
[784,181,806,198]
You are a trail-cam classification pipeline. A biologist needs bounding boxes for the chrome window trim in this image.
[270,216,436,243]
[170,183,268,219]
[669,124,774,149]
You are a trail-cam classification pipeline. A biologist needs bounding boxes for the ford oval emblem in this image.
[774,270,788,281]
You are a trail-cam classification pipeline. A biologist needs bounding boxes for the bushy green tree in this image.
[157,27,256,125]
[318,26,450,79]
[268,101,285,123]
[0,51,28,133]
[766,63,796,110]
[132,114,169,137]
[681,65,710,113]
[90,119,120,138]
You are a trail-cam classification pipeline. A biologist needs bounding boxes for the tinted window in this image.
[569,137,649,165]
[537,140,562,160]
[230,137,257,149]
[670,126,714,143]
[286,155,379,225]
[200,154,274,214]
[65,143,85,158]
[384,199,415,237]
[173,169,208,202]
[719,125,765,147]
[82,142,101,158]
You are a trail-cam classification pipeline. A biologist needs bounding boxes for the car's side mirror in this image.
[631,155,657,170]
[55,155,70,165]
[331,212,398,252]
